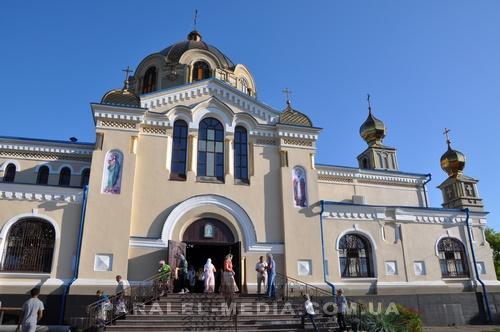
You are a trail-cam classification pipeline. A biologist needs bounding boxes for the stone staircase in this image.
[105,293,339,331]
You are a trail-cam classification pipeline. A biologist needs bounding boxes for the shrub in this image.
[359,304,422,332]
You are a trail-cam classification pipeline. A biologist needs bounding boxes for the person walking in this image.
[221,254,238,304]
[188,266,196,292]
[20,288,44,332]
[158,260,171,295]
[255,256,267,296]
[203,258,216,293]
[115,275,128,317]
[336,288,348,332]
[302,294,318,332]
[176,254,189,293]
[266,253,276,299]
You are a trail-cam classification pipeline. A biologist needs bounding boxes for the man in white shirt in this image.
[302,294,318,332]
[255,256,267,295]
[21,288,44,332]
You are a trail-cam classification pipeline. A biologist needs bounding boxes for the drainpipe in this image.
[422,173,432,208]
[59,184,89,324]
[464,208,492,323]
[319,200,336,297]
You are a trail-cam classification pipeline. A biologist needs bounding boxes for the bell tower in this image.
[437,128,484,211]
[357,95,399,171]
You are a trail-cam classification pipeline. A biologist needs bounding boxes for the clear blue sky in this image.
[1,1,499,229]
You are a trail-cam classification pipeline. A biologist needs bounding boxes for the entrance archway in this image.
[181,218,241,293]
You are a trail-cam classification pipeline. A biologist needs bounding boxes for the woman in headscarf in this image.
[203,258,216,293]
[221,254,239,300]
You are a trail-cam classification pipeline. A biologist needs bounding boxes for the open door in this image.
[229,241,241,292]
[168,240,186,292]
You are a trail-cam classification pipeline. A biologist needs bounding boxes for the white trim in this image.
[0,277,69,287]
[335,227,378,278]
[57,164,75,173]
[0,142,93,156]
[0,182,83,203]
[161,195,257,251]
[0,160,21,172]
[129,237,167,249]
[0,213,61,277]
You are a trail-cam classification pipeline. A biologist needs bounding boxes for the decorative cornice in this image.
[0,183,83,203]
[0,140,93,157]
[317,165,427,186]
[321,202,487,225]
[93,111,144,123]
[139,79,280,124]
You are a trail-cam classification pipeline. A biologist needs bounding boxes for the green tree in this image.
[485,227,500,279]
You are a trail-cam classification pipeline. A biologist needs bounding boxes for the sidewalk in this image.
[424,326,500,332]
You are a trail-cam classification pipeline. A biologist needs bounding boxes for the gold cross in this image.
[122,66,133,82]
[443,128,451,145]
[367,94,372,112]
[282,88,292,103]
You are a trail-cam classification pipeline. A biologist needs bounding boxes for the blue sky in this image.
[1,1,499,229]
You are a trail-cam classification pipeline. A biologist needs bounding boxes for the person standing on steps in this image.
[20,288,44,332]
[188,265,196,292]
[221,254,238,304]
[302,294,318,332]
[336,288,348,332]
[203,258,216,293]
[266,253,276,300]
[158,260,171,295]
[176,254,189,293]
[255,256,267,296]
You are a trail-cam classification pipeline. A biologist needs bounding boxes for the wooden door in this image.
[168,240,186,292]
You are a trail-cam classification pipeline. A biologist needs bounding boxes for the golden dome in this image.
[101,81,140,108]
[359,109,386,146]
[279,101,313,127]
[440,141,466,177]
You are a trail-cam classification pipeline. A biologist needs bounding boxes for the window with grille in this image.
[36,166,49,185]
[438,237,469,278]
[171,120,188,180]
[3,164,16,183]
[197,117,224,181]
[142,67,157,94]
[339,233,374,278]
[1,219,55,273]
[192,61,210,82]
[59,167,71,186]
[234,126,248,183]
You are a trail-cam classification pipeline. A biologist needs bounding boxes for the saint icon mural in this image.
[292,166,307,207]
[102,150,123,194]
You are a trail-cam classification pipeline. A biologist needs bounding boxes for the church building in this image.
[0,30,498,324]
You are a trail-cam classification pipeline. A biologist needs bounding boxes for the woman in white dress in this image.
[203,258,216,293]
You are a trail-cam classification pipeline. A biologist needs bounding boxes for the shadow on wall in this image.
[262,146,283,242]
[127,248,166,281]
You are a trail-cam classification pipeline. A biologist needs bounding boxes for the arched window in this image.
[81,168,91,187]
[362,158,369,169]
[240,77,250,95]
[339,233,374,278]
[142,67,157,94]
[234,126,248,183]
[36,166,50,185]
[1,218,55,273]
[197,117,224,181]
[438,237,469,278]
[171,120,188,180]
[192,61,211,82]
[3,164,16,183]
[59,167,71,186]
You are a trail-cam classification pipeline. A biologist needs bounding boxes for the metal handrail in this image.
[85,272,169,330]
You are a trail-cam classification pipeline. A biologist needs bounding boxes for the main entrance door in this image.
[181,218,242,292]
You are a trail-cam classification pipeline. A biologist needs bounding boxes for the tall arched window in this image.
[1,218,55,273]
[142,67,157,94]
[192,61,211,82]
[3,164,16,183]
[59,167,71,186]
[197,117,224,181]
[438,237,469,278]
[81,168,91,187]
[234,126,248,183]
[339,233,374,278]
[171,120,188,180]
[36,166,50,185]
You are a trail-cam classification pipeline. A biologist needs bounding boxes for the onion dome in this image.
[159,30,234,69]
[279,100,313,127]
[440,136,466,177]
[101,80,140,108]
[360,107,386,146]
